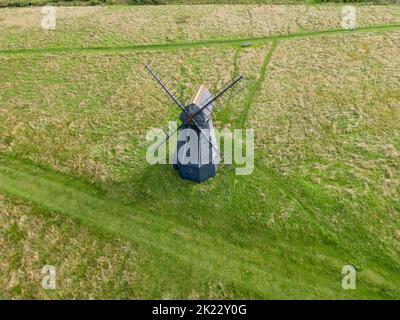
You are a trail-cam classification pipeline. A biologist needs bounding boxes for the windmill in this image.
[145,65,246,183]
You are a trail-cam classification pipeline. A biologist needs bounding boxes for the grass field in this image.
[1,4,400,299]
[2,1,395,8]
[1,5,400,50]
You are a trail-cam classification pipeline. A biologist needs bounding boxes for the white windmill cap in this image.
[190,85,214,122]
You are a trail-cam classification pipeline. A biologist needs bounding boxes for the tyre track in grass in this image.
[0,23,399,56]
[237,41,277,128]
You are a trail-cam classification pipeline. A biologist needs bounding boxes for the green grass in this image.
[1,155,399,298]
[0,192,151,299]
[0,4,400,299]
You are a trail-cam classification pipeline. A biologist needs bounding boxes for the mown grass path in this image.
[238,41,277,128]
[0,23,399,56]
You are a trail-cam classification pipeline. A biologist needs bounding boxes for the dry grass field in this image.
[0,194,146,299]
[1,5,400,50]
[0,4,400,299]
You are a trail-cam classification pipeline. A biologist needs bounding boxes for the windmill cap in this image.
[179,104,208,128]
[190,85,214,109]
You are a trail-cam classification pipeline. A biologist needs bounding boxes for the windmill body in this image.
[145,65,245,183]
[174,85,219,183]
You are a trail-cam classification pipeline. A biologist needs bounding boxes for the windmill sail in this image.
[144,65,186,114]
